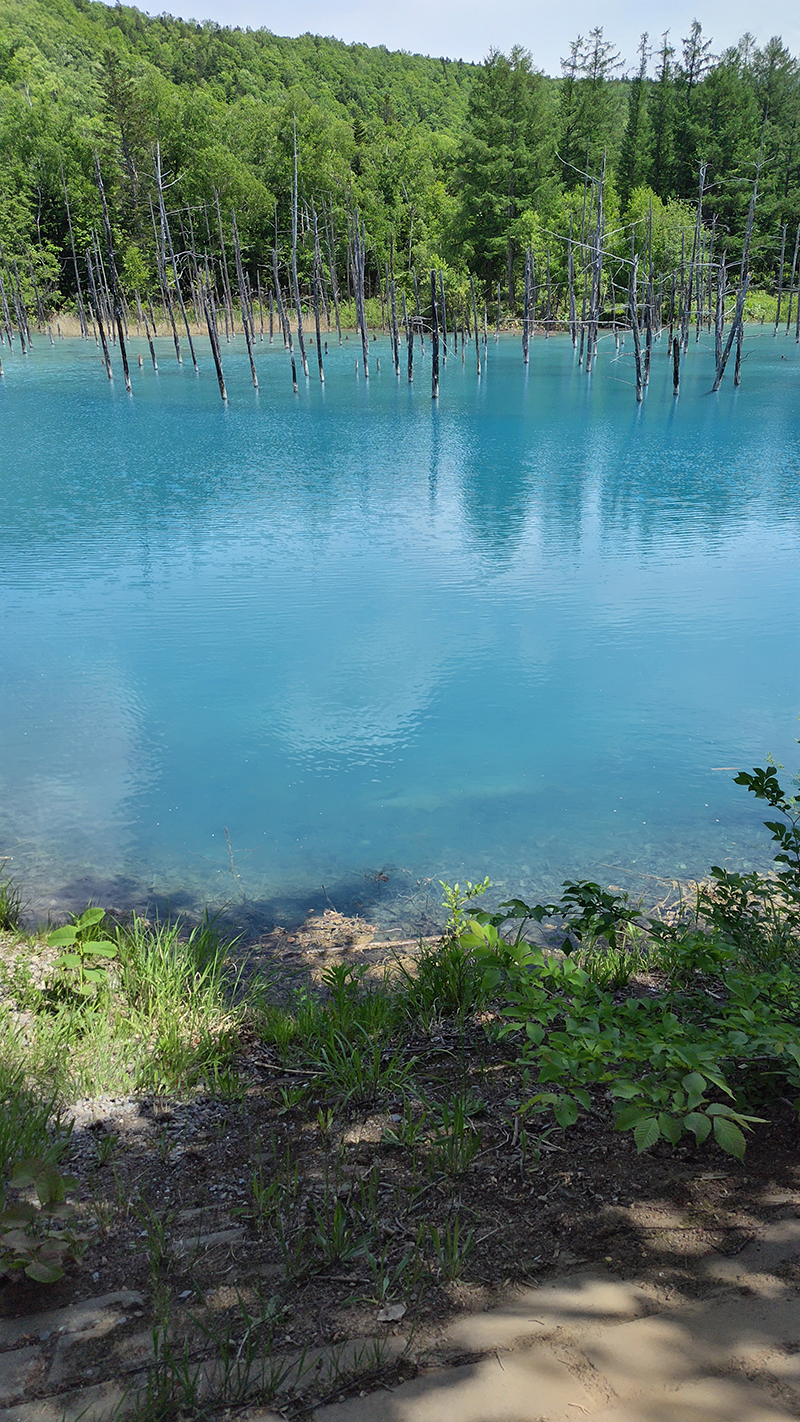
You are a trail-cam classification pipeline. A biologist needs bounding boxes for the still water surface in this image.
[1,331,799,927]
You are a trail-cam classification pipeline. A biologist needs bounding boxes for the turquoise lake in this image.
[1,328,799,930]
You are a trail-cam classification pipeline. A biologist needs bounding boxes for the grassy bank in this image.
[1,755,800,1416]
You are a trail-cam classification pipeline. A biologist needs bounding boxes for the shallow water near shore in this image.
[1,327,799,929]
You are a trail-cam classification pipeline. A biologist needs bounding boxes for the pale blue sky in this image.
[115,0,800,72]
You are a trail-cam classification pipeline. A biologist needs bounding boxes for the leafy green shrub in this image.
[0,1157,84,1284]
[700,868,799,968]
[48,906,117,997]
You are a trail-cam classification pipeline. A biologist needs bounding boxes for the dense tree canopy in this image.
[0,0,799,310]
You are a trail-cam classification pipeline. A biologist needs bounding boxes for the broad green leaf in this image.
[76,907,105,928]
[553,1096,579,1129]
[25,1260,64,1284]
[683,1112,712,1144]
[681,1071,706,1095]
[633,1116,661,1153]
[658,1113,683,1144]
[33,1166,65,1207]
[82,941,116,957]
[712,1116,746,1160]
[55,953,81,970]
[609,1080,641,1100]
[573,1088,591,1111]
[48,927,77,946]
[614,1104,649,1132]
[9,1158,44,1189]
[0,1202,36,1225]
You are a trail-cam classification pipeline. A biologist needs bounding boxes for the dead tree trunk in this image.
[85,250,112,378]
[154,147,197,370]
[430,269,439,399]
[774,223,787,334]
[471,274,481,377]
[785,223,800,336]
[201,264,227,401]
[213,190,235,337]
[290,121,309,377]
[231,210,258,388]
[630,256,643,402]
[522,250,531,364]
[94,153,132,392]
[272,247,298,392]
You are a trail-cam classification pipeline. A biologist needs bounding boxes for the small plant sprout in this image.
[48,906,117,997]
[94,1131,119,1167]
[440,877,491,937]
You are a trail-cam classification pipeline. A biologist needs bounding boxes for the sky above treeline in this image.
[108,0,800,71]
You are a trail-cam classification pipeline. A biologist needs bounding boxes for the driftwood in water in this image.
[413,269,424,351]
[290,124,309,378]
[85,250,112,378]
[470,274,481,376]
[311,227,325,384]
[734,321,744,385]
[714,253,725,369]
[353,213,369,377]
[774,223,787,333]
[0,266,14,349]
[153,145,197,372]
[389,239,400,375]
[785,223,800,335]
[679,162,704,354]
[60,162,88,337]
[311,208,325,382]
[438,270,447,361]
[200,264,227,400]
[256,272,264,340]
[149,195,180,362]
[713,274,750,390]
[522,250,531,364]
[430,269,439,399]
[585,150,605,373]
[272,247,298,392]
[231,210,258,388]
[402,289,413,381]
[213,191,235,338]
[323,202,342,345]
[672,335,680,395]
[629,256,643,402]
[713,152,759,390]
[137,290,158,369]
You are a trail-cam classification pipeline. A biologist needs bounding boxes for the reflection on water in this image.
[1,331,799,927]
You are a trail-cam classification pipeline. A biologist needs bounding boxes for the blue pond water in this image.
[1,328,799,929]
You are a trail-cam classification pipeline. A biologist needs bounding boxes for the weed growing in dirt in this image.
[0,872,23,932]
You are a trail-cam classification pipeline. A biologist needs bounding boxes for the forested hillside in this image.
[1,0,799,312]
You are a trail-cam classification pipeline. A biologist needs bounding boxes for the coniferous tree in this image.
[650,33,676,196]
[619,34,652,204]
[457,46,551,305]
[674,21,715,194]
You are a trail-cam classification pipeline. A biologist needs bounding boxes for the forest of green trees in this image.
[1,0,799,313]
